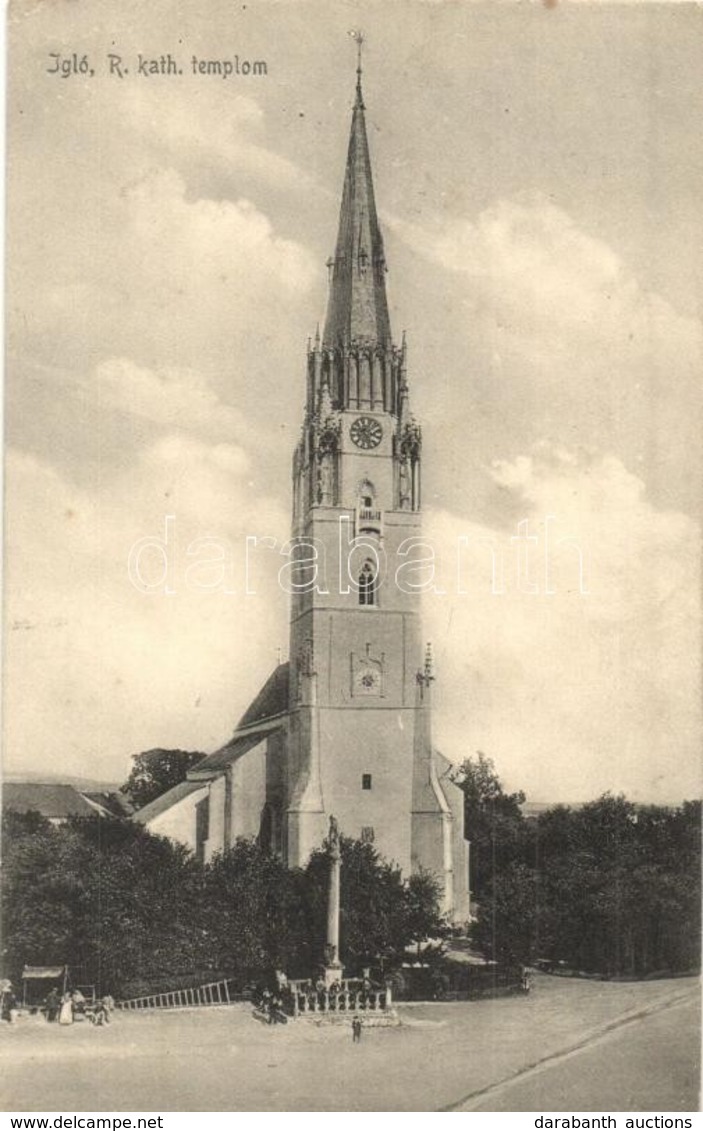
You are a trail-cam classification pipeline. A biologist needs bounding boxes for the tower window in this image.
[362,774,372,790]
[359,560,377,606]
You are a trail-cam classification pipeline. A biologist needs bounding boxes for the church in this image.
[135,64,471,923]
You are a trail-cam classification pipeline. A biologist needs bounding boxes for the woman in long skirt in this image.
[58,993,74,1025]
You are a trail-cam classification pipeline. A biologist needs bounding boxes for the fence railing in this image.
[117,976,395,1017]
[287,977,392,1017]
[116,977,238,1011]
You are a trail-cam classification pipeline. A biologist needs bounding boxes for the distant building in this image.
[135,66,470,922]
[3,781,131,824]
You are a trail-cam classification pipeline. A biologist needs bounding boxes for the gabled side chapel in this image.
[136,66,470,922]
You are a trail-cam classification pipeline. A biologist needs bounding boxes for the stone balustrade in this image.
[287,978,392,1018]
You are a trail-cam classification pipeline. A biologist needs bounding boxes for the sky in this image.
[4,0,702,803]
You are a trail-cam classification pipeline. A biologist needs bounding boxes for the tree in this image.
[73,818,210,995]
[1,811,75,980]
[7,792,693,994]
[303,836,446,973]
[470,863,538,965]
[405,870,447,948]
[196,836,446,982]
[1,812,210,995]
[452,752,526,898]
[123,748,205,809]
[470,794,701,977]
[2,814,447,994]
[203,840,312,980]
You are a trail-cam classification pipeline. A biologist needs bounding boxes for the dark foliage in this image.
[1,813,210,994]
[203,839,314,978]
[452,752,527,898]
[123,748,205,810]
[1,816,445,995]
[471,793,701,977]
[304,836,446,972]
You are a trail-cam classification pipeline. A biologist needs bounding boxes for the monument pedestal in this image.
[322,963,344,989]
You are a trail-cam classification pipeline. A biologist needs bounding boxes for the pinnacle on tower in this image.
[424,642,435,682]
[322,61,392,350]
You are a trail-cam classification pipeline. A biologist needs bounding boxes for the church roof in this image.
[132,778,208,824]
[189,732,266,777]
[236,661,290,729]
[188,662,290,776]
[83,790,134,818]
[322,71,392,349]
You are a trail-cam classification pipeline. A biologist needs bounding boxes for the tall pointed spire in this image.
[354,28,364,109]
[323,54,392,350]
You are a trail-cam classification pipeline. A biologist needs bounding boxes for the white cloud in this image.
[12,163,318,398]
[118,82,315,195]
[424,446,701,803]
[124,166,311,290]
[5,94,321,782]
[391,196,702,515]
[95,358,249,443]
[395,195,701,358]
[8,161,319,509]
[4,440,289,782]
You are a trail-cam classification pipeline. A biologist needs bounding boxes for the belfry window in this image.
[357,479,382,536]
[358,479,376,511]
[359,560,377,606]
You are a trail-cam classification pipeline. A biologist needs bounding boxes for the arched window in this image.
[359,560,377,607]
[358,479,376,508]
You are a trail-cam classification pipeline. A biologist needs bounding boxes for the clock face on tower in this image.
[350,416,383,450]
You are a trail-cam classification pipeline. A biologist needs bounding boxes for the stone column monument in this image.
[323,815,344,988]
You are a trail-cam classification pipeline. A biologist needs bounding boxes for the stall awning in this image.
[22,966,66,980]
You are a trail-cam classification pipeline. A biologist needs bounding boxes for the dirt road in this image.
[2,975,698,1112]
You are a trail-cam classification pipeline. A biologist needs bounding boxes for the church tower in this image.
[284,62,457,912]
[134,59,468,922]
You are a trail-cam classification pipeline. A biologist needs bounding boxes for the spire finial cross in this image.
[349,29,365,106]
[351,29,364,73]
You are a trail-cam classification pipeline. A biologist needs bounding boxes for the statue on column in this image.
[328,815,340,858]
[324,815,343,986]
